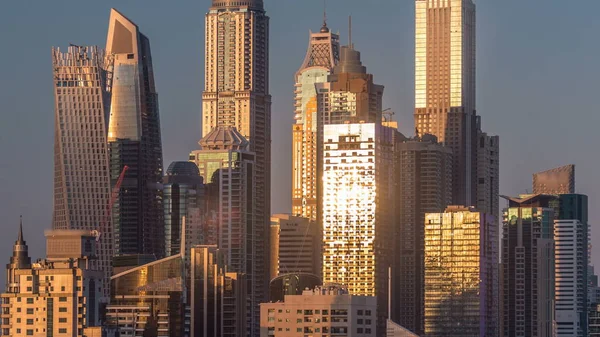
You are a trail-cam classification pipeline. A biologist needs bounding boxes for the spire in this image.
[17,215,24,243]
[320,0,329,33]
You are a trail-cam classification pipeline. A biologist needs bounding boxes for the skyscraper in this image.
[203,3,271,333]
[476,131,500,216]
[423,206,498,337]
[270,214,321,280]
[292,20,339,220]
[189,126,257,335]
[321,122,395,334]
[106,8,164,258]
[415,0,498,213]
[502,194,556,337]
[51,44,114,298]
[533,164,575,195]
[163,161,205,257]
[393,134,452,334]
[555,194,588,337]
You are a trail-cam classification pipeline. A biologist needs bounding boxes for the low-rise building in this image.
[260,285,377,337]
[0,226,103,337]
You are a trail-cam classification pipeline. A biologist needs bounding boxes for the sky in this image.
[1,0,600,286]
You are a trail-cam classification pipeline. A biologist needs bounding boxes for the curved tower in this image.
[292,20,339,220]
[106,8,164,258]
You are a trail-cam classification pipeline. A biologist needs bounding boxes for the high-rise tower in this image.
[52,44,114,297]
[203,1,270,334]
[292,20,339,220]
[5,220,32,293]
[414,0,477,207]
[106,9,164,258]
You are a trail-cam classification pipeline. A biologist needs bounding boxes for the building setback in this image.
[106,8,164,258]
[501,194,556,337]
[392,134,452,335]
[423,206,498,336]
[260,285,377,337]
[270,214,321,280]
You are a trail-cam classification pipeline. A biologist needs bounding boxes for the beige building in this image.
[260,285,376,337]
[270,214,321,280]
[1,228,104,337]
[291,21,339,220]
[202,2,271,333]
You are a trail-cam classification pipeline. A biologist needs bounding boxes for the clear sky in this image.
[1,0,600,284]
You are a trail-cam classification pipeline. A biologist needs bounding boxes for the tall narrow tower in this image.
[203,1,270,335]
[414,0,477,207]
[106,8,164,258]
[292,20,339,220]
[52,44,114,298]
[5,220,32,293]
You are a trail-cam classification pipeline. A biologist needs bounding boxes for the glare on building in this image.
[321,122,395,333]
[423,206,498,336]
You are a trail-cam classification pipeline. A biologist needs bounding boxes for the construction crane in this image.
[95,165,129,242]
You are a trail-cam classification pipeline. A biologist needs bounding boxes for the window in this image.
[26,330,34,336]
[26,319,33,325]
[59,297,67,302]
[59,318,67,323]
[26,309,34,314]
[59,307,67,313]
[59,328,67,333]
[26,298,34,304]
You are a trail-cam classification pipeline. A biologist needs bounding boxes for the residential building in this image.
[106,254,184,337]
[292,20,339,220]
[321,123,395,334]
[190,246,246,337]
[189,126,257,336]
[423,206,498,336]
[392,134,452,334]
[414,0,498,212]
[554,194,588,337]
[270,214,321,279]
[51,44,113,298]
[260,285,377,337]
[163,161,205,257]
[203,3,271,333]
[502,194,556,337]
[269,273,321,303]
[533,165,575,195]
[1,228,104,337]
[106,8,164,258]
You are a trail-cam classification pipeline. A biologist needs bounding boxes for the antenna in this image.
[323,0,327,27]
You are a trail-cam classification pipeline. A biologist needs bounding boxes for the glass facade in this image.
[108,255,184,337]
[106,9,164,259]
[424,207,498,337]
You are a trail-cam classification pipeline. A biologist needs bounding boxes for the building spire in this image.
[17,215,24,243]
[320,0,330,33]
[348,15,353,48]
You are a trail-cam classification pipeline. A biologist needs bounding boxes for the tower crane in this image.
[95,165,128,242]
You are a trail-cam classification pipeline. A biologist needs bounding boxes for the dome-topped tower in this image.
[199,126,249,151]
